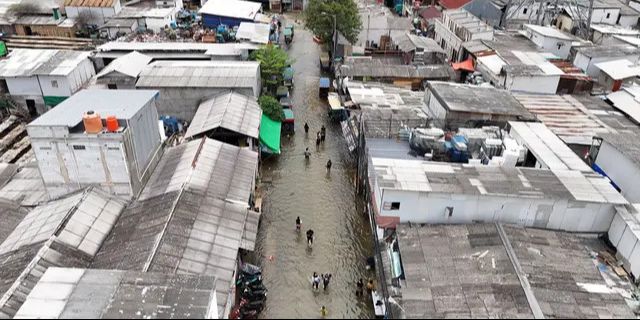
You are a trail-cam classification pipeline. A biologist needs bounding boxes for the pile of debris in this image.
[0,115,31,164]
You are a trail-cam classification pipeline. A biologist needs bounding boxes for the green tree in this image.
[250,44,291,94]
[304,0,362,45]
[258,95,284,122]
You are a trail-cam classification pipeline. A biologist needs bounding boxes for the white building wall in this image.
[618,15,639,28]
[596,141,640,203]
[38,75,73,97]
[574,53,640,77]
[423,90,448,121]
[377,188,617,232]
[591,8,620,25]
[506,74,560,94]
[6,77,41,96]
[542,36,571,59]
[608,206,640,278]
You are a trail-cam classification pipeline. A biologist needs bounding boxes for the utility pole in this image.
[500,0,513,28]
[536,0,545,25]
[585,0,594,39]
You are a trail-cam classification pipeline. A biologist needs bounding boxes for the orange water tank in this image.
[106,116,119,132]
[83,111,103,134]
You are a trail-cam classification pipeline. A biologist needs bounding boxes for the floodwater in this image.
[251,18,375,319]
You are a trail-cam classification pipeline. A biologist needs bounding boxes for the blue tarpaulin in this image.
[319,77,330,88]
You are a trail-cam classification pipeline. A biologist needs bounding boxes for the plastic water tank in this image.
[106,116,119,132]
[83,111,103,134]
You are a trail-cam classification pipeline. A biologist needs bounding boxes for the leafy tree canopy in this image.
[258,95,284,122]
[250,44,291,93]
[304,0,362,45]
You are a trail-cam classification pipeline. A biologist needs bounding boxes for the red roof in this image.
[420,6,442,20]
[439,0,472,9]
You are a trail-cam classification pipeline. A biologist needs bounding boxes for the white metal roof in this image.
[607,85,640,123]
[591,24,640,36]
[97,41,259,53]
[477,54,507,74]
[508,121,593,172]
[511,50,564,76]
[185,91,262,139]
[524,24,573,40]
[235,22,270,44]
[29,89,159,127]
[136,60,259,89]
[595,59,640,80]
[96,51,152,79]
[0,49,90,78]
[613,35,640,47]
[199,0,262,20]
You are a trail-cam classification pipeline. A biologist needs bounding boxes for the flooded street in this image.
[252,18,375,319]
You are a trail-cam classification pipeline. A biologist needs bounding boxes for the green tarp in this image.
[43,96,67,107]
[0,42,7,57]
[260,114,281,154]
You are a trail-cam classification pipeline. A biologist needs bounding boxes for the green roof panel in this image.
[260,114,281,154]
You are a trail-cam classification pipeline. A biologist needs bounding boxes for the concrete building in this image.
[136,60,261,120]
[91,138,260,318]
[391,223,635,318]
[595,59,640,92]
[98,18,138,39]
[0,188,127,318]
[369,156,627,232]
[396,33,448,65]
[199,0,263,28]
[143,7,177,32]
[608,205,640,280]
[184,91,262,148]
[0,49,95,116]
[27,90,163,199]
[573,45,640,77]
[424,81,536,129]
[64,0,123,26]
[356,7,413,48]
[590,24,640,46]
[520,24,573,59]
[592,131,640,203]
[434,9,494,62]
[94,51,152,90]
[15,267,217,319]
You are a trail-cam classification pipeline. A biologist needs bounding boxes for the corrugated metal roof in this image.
[98,41,260,53]
[0,49,89,78]
[396,223,636,318]
[371,157,626,204]
[199,0,262,20]
[14,267,217,319]
[28,89,158,127]
[339,61,453,79]
[0,164,48,206]
[575,45,640,58]
[0,188,126,256]
[607,85,640,124]
[136,61,259,89]
[508,121,593,172]
[428,81,535,119]
[0,188,127,318]
[0,199,28,245]
[91,138,259,318]
[514,94,617,145]
[236,22,271,44]
[396,33,445,53]
[14,15,63,26]
[64,0,115,7]
[185,91,262,140]
[96,51,152,79]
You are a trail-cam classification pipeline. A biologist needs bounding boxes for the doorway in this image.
[24,26,33,36]
[26,99,37,118]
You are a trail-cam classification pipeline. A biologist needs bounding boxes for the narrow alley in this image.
[252,17,376,319]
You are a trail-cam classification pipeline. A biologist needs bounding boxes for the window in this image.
[607,13,611,19]
[72,145,86,150]
[51,80,58,88]
[523,8,528,14]
[39,146,51,150]
[446,207,454,217]
[383,202,401,210]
